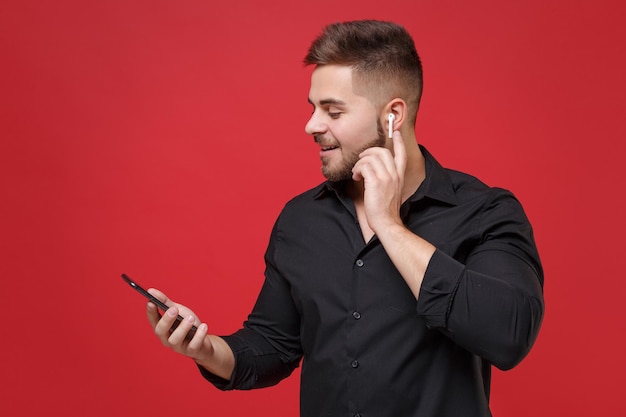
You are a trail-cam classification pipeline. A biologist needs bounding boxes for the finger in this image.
[391,131,407,177]
[354,153,396,183]
[359,147,397,177]
[146,301,162,329]
[154,306,181,341]
[147,289,197,318]
[185,323,209,356]
[168,314,198,346]
[352,159,374,182]
[147,288,172,307]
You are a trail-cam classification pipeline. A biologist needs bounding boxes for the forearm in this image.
[418,249,544,370]
[375,221,436,301]
[376,221,543,370]
[199,327,301,390]
[449,273,544,369]
[195,335,235,381]
[199,228,303,390]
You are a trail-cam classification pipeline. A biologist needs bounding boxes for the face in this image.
[305,65,387,182]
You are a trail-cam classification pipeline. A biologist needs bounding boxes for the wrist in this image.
[371,214,404,237]
[194,335,235,381]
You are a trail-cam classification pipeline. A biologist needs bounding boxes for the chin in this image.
[322,166,352,182]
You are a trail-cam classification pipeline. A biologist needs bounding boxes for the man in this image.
[146,20,544,417]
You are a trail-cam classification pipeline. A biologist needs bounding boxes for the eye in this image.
[329,112,341,119]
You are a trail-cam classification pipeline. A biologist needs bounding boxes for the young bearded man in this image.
[145,20,544,417]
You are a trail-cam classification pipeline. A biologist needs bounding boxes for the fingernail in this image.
[167,308,177,317]
[186,315,194,323]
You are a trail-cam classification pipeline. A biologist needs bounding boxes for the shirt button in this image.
[355,259,364,267]
[351,360,359,368]
[352,311,361,320]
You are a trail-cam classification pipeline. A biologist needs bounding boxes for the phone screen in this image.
[121,273,198,338]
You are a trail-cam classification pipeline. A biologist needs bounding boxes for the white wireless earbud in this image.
[388,113,395,138]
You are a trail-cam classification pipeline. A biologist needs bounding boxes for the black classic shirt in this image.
[201,146,544,417]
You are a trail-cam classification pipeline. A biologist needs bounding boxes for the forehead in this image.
[308,65,368,105]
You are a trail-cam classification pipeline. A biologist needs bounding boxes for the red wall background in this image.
[2,0,625,416]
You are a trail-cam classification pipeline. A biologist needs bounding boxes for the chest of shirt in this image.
[272,197,483,325]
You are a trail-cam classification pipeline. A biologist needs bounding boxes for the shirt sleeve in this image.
[416,189,544,370]
[199,219,303,390]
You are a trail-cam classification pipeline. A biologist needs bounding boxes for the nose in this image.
[305,110,326,136]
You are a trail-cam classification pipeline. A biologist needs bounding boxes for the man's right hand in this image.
[145,288,235,380]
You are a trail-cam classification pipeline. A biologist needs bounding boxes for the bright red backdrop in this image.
[1,0,625,416]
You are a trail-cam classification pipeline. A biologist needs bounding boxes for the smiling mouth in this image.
[320,145,339,151]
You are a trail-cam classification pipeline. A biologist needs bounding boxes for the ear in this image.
[383,98,407,136]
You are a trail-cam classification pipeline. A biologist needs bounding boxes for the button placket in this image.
[348,252,366,414]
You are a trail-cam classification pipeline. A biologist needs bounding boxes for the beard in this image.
[320,118,387,182]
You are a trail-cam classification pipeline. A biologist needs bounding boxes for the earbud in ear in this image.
[388,113,395,138]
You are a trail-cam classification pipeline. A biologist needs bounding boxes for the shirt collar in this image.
[410,145,458,206]
[313,145,458,206]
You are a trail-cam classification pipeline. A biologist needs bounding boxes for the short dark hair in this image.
[304,20,423,125]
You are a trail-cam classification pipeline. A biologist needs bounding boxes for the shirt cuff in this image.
[416,248,465,329]
[196,334,248,391]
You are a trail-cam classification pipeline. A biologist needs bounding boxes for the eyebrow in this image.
[308,98,347,106]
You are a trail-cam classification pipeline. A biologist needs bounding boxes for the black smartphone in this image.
[121,273,197,338]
